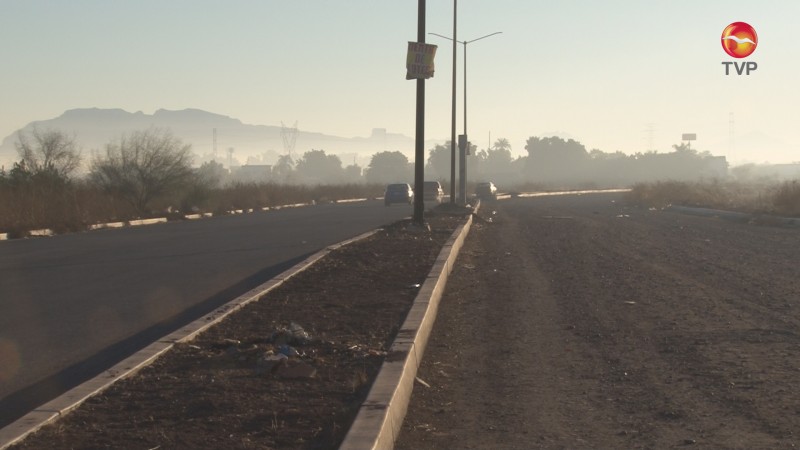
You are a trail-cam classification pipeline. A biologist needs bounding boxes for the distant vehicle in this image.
[422,181,444,204]
[475,181,498,200]
[384,183,414,206]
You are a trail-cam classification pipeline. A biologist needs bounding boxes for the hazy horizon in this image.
[2,1,799,166]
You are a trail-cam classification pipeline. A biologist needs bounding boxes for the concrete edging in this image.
[515,188,631,198]
[0,196,373,242]
[339,209,476,450]
[0,229,380,449]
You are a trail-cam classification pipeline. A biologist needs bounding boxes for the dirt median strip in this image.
[340,212,475,449]
[0,230,379,449]
[3,209,470,449]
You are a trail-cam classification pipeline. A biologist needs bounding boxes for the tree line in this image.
[0,127,729,234]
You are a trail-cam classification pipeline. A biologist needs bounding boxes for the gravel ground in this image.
[397,193,800,449]
[10,209,465,450]
[11,192,800,449]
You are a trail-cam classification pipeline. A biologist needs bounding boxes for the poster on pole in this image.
[406,42,437,80]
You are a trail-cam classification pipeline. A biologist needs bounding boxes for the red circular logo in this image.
[721,22,758,58]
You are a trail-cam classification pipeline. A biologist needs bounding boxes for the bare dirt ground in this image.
[397,193,800,449]
[11,209,464,450]
[11,192,800,450]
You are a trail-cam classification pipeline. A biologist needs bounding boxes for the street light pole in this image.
[459,31,502,134]
[429,30,501,204]
[450,0,457,204]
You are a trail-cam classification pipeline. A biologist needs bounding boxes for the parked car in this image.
[422,181,444,204]
[475,181,498,200]
[384,183,413,206]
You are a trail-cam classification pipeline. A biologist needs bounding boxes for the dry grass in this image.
[0,182,385,236]
[626,180,800,217]
[771,180,800,217]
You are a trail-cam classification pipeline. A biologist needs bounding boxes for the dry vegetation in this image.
[0,181,385,238]
[627,180,800,217]
[0,127,392,238]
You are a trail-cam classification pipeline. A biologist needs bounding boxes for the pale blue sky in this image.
[1,1,798,164]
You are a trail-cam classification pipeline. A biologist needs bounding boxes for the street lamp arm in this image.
[464,31,502,45]
[428,32,464,44]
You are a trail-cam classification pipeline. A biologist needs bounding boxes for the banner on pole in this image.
[406,42,437,80]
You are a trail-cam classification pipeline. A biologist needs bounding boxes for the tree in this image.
[426,142,452,179]
[343,164,363,181]
[272,154,295,183]
[295,149,343,183]
[493,138,512,154]
[180,160,226,212]
[14,127,82,180]
[365,151,411,184]
[195,160,227,189]
[90,128,194,214]
[525,136,589,166]
[524,136,590,182]
[483,138,514,177]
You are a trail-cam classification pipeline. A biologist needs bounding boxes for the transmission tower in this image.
[729,112,735,154]
[213,128,218,161]
[281,121,299,160]
[227,147,235,170]
[645,123,655,152]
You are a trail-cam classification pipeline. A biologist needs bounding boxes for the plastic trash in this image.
[279,345,299,357]
[289,322,311,344]
[270,322,313,346]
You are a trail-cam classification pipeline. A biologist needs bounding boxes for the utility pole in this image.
[449,0,457,204]
[412,0,426,224]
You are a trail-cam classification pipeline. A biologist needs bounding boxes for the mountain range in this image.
[0,108,433,170]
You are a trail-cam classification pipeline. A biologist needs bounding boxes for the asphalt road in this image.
[0,200,411,427]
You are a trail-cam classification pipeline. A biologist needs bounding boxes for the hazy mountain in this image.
[0,108,429,170]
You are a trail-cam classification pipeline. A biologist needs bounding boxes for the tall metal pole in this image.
[413,0,426,224]
[459,41,468,204]
[429,30,501,205]
[449,0,457,204]
[464,42,468,138]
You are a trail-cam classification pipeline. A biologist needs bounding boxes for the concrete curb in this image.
[336,198,368,204]
[27,229,54,237]
[0,229,379,449]
[515,188,632,198]
[339,210,476,450]
[88,221,126,230]
[127,218,167,227]
[184,213,213,220]
[0,197,372,242]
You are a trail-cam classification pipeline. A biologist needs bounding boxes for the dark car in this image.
[422,181,444,204]
[475,181,498,200]
[384,183,413,206]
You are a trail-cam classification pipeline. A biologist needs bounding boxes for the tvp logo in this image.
[721,22,758,76]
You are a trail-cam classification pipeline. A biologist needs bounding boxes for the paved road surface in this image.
[0,200,410,427]
[397,193,800,449]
